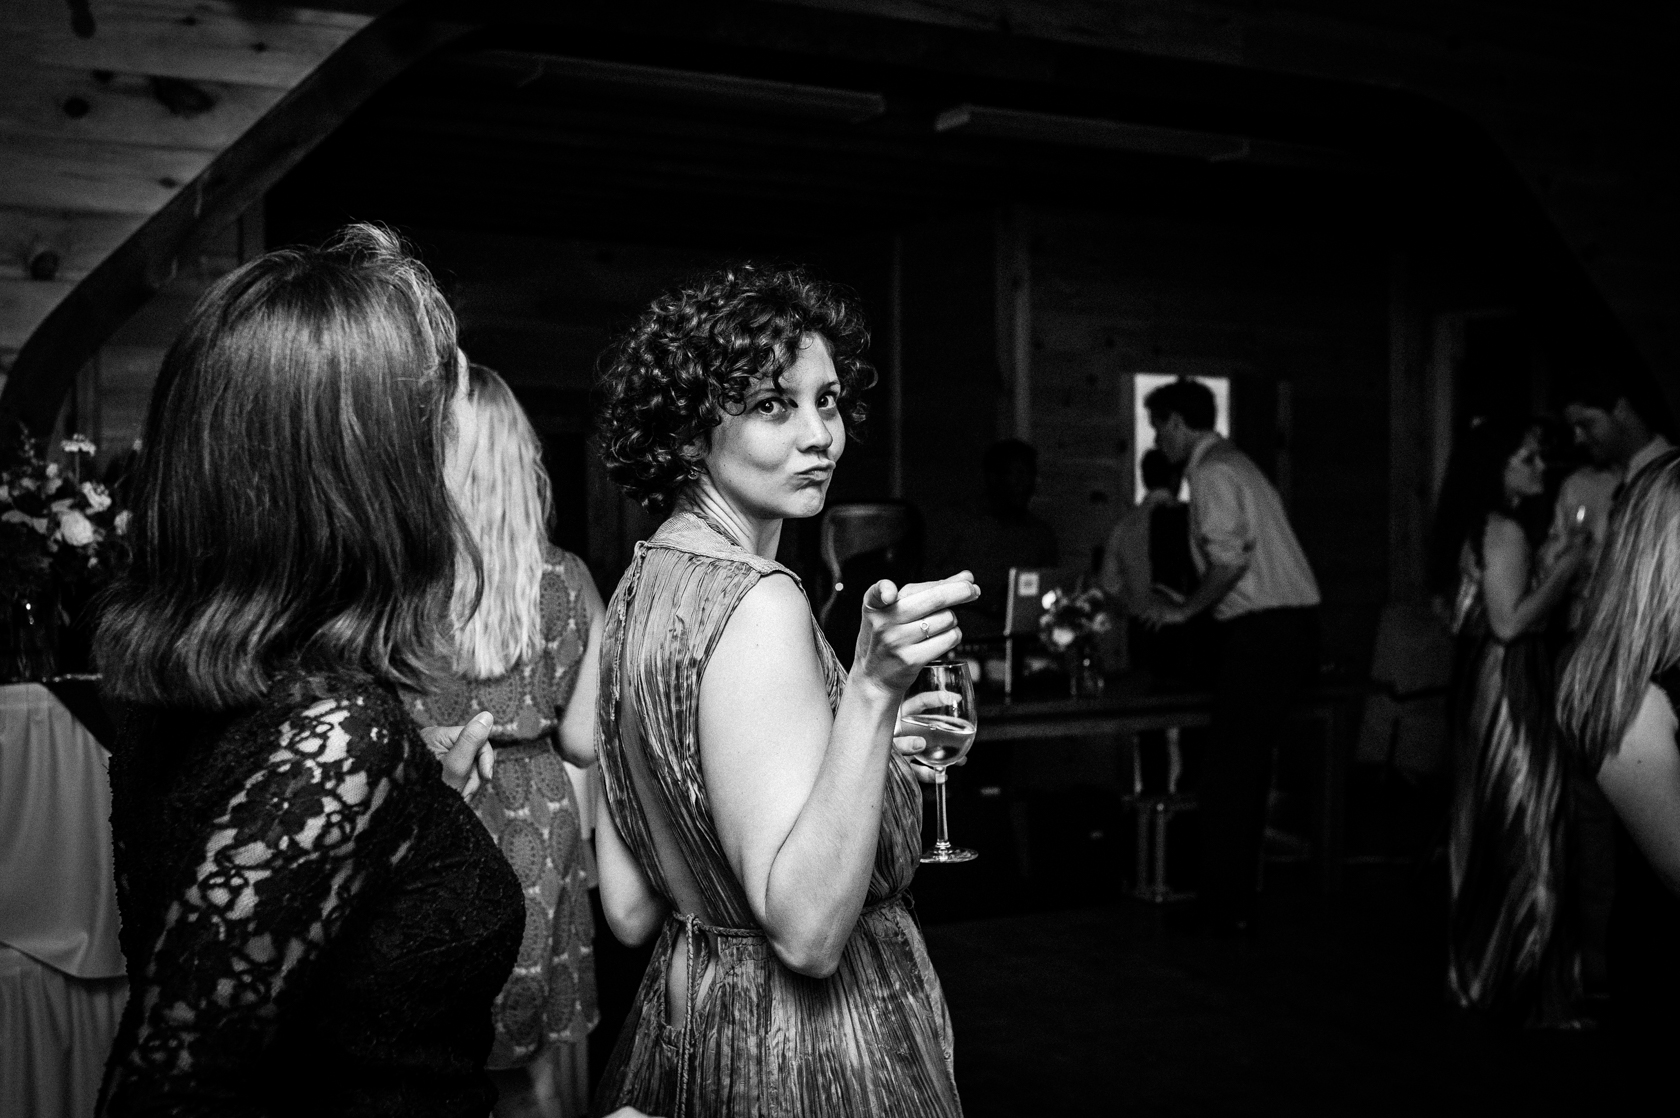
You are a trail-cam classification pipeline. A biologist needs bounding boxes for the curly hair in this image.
[596,262,875,513]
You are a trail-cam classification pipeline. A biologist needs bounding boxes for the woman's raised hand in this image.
[421,711,496,800]
[851,571,980,696]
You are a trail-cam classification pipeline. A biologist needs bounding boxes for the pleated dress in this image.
[1445,527,1579,1026]
[592,511,962,1118]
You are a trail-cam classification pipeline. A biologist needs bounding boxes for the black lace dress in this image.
[98,672,524,1117]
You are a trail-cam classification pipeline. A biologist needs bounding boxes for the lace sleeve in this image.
[103,695,419,1115]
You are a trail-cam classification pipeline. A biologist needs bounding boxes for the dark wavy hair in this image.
[596,262,875,513]
[95,224,470,710]
[1458,415,1569,561]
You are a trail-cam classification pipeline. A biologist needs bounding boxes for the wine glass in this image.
[900,659,978,864]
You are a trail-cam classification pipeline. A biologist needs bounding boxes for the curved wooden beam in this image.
[0,7,475,435]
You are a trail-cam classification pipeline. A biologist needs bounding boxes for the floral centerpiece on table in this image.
[1,430,131,678]
[1038,585,1116,697]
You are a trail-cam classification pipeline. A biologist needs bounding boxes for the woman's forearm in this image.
[761,675,898,977]
[595,782,668,946]
[1489,560,1575,641]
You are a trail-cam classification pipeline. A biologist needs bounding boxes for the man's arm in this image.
[1142,459,1249,628]
[1140,560,1246,628]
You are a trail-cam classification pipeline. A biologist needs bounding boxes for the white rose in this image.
[58,509,96,547]
[81,481,112,513]
[1049,625,1077,650]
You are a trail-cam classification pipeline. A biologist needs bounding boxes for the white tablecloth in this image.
[1,682,128,1116]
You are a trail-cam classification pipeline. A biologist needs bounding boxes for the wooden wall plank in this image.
[0,209,146,283]
[11,0,369,91]
[0,136,212,214]
[0,68,284,152]
[0,278,76,349]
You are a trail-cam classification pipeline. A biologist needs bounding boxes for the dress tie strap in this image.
[674,911,705,1118]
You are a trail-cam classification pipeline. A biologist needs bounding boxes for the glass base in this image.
[920,841,978,864]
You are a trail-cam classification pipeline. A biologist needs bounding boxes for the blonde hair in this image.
[449,363,552,679]
[1558,450,1680,768]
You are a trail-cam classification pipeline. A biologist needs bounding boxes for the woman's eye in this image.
[755,398,784,416]
[818,391,839,409]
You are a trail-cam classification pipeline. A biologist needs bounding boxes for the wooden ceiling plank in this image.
[0,208,147,284]
[0,67,285,152]
[0,136,214,215]
[13,0,369,91]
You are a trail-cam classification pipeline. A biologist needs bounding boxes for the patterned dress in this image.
[593,511,962,1118]
[411,545,599,1070]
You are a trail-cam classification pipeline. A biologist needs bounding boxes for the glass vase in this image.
[1066,647,1105,699]
[6,589,60,683]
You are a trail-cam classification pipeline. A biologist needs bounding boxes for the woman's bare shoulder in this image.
[1481,513,1529,554]
[721,571,811,642]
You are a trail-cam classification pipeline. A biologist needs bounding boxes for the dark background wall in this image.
[37,0,1674,678]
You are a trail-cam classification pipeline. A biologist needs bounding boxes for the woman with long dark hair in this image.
[1557,449,1680,1040]
[410,362,604,1117]
[1446,416,1588,1025]
[93,226,524,1116]
[590,264,973,1117]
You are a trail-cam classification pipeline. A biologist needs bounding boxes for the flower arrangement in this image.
[1,430,130,610]
[1038,585,1115,697]
[1038,585,1115,653]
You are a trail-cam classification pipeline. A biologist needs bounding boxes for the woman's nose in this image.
[798,406,834,451]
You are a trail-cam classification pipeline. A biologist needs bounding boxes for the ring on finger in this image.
[920,620,930,640]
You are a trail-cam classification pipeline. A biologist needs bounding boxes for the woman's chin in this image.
[779,490,830,520]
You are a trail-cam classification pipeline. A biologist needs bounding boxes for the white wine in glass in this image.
[901,660,978,864]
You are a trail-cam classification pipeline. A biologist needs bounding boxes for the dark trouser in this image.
[1568,766,1616,995]
[1199,606,1320,922]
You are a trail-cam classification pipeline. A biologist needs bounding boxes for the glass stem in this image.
[933,769,951,850]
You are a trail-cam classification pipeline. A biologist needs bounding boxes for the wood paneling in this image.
[0,210,148,283]
[8,0,368,90]
[0,69,284,152]
[0,278,78,350]
[0,136,215,214]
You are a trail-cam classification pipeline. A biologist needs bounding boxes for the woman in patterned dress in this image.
[411,363,604,1117]
[590,264,978,1117]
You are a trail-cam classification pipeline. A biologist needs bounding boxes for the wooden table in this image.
[975,676,1369,892]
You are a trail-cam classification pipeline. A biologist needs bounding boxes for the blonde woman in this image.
[1558,449,1680,1043]
[411,362,605,1118]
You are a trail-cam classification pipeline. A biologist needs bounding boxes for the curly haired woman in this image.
[591,263,974,1118]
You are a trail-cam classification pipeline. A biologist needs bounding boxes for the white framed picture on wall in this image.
[1127,373,1231,504]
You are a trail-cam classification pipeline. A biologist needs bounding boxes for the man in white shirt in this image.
[1140,378,1321,932]
[1552,379,1673,997]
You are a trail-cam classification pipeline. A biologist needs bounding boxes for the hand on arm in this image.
[1599,684,1680,896]
[421,712,495,800]
[703,571,978,977]
[1481,516,1584,642]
